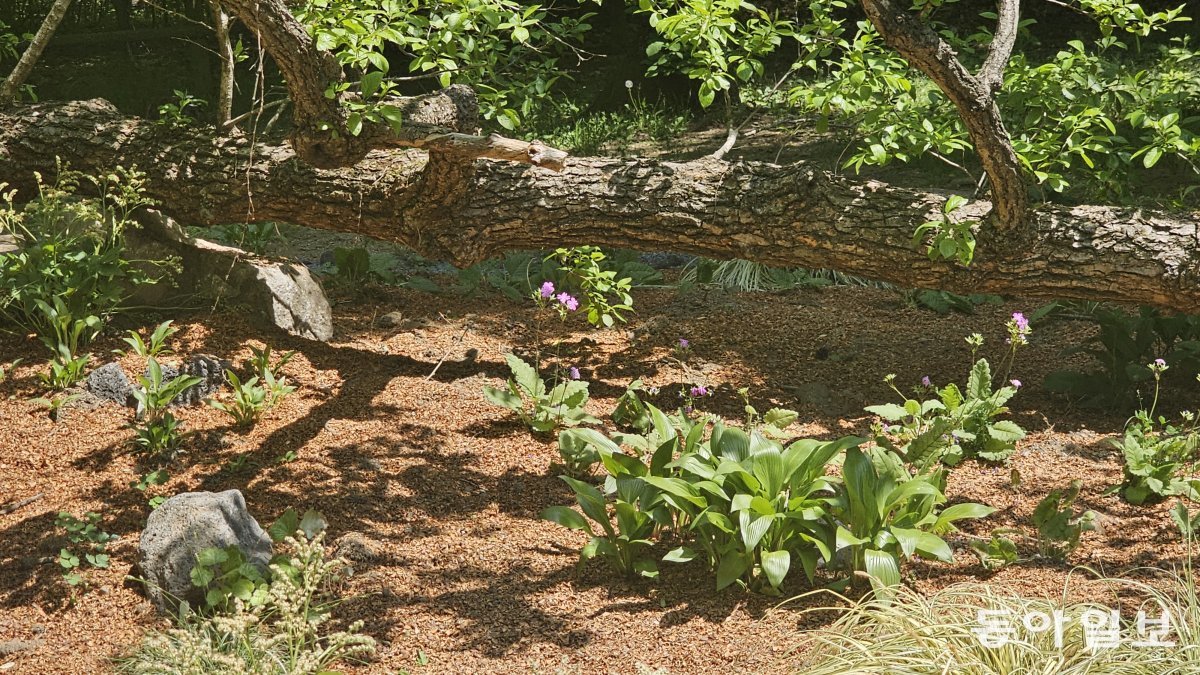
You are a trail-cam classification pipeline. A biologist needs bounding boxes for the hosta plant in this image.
[483,353,599,433]
[131,358,202,456]
[541,474,659,579]
[829,445,994,596]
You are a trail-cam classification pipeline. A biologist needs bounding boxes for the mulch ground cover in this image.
[1,283,1194,673]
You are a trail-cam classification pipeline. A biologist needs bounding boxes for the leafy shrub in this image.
[830,445,993,596]
[207,345,296,428]
[542,473,660,579]
[969,531,1020,571]
[121,320,178,358]
[483,353,599,433]
[119,525,374,674]
[1044,305,1200,406]
[1112,410,1200,505]
[0,164,160,347]
[56,511,117,587]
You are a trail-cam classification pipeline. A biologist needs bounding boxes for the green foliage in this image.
[483,353,599,433]
[903,289,1003,315]
[546,246,635,327]
[189,545,269,610]
[191,509,327,611]
[1044,306,1200,406]
[131,469,170,509]
[543,402,991,594]
[0,358,19,383]
[788,4,1200,204]
[867,360,1026,468]
[737,388,797,439]
[296,0,593,129]
[1032,480,1098,561]
[121,320,178,359]
[638,0,792,110]
[523,92,689,156]
[131,358,202,456]
[1112,409,1200,504]
[56,511,117,587]
[611,379,653,434]
[542,474,660,579]
[969,531,1020,571]
[830,446,993,597]
[912,195,976,266]
[1170,500,1200,539]
[208,345,296,428]
[0,164,161,359]
[215,223,280,255]
[156,90,207,126]
[119,528,374,674]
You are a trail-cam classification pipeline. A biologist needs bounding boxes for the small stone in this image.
[334,531,381,563]
[87,362,132,405]
[376,311,405,328]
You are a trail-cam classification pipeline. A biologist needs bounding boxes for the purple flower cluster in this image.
[538,281,579,312]
[689,385,710,398]
[921,375,932,387]
[569,366,581,380]
[1008,311,1032,345]
[678,338,689,349]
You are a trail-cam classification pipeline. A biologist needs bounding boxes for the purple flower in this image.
[1012,312,1028,329]
[1010,379,1022,388]
[678,338,690,349]
[921,376,932,387]
[555,292,579,312]
[1155,358,1167,367]
[689,385,709,398]
[539,281,555,298]
[569,366,580,380]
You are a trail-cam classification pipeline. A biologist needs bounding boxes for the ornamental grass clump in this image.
[790,561,1200,675]
[117,530,375,674]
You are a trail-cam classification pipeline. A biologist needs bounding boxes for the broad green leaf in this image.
[760,549,791,588]
[716,551,750,590]
[541,505,593,534]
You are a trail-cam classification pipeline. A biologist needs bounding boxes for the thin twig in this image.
[426,318,472,381]
[1,492,44,516]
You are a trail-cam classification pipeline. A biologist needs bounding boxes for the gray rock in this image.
[127,210,334,341]
[174,354,231,405]
[87,362,132,405]
[376,311,405,328]
[138,490,273,614]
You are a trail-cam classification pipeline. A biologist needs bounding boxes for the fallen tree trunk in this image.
[1,98,1199,311]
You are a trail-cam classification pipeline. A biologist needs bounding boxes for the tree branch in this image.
[859,0,1029,230]
[978,0,1021,93]
[0,0,73,106]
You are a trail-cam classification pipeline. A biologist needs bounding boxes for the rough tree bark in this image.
[860,0,1029,230]
[1,98,1198,311]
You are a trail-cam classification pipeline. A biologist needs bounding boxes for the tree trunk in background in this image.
[209,0,235,129]
[0,0,74,105]
[2,99,1198,311]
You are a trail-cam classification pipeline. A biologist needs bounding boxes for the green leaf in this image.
[482,386,522,411]
[299,509,326,538]
[1143,146,1163,168]
[890,527,953,562]
[360,71,384,97]
[761,549,791,588]
[268,509,299,543]
[863,548,901,590]
[541,505,593,534]
[967,359,992,399]
[196,547,229,567]
[663,546,697,563]
[716,551,750,590]
[865,403,909,421]
[505,353,544,397]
